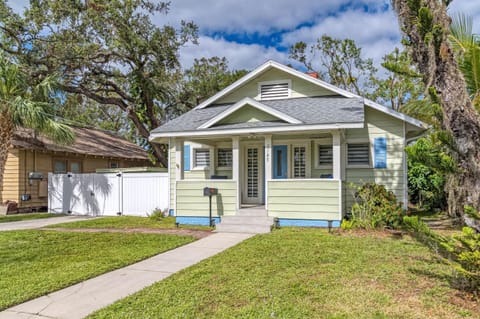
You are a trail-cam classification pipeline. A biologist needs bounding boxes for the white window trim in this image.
[290,143,310,179]
[258,79,292,100]
[346,139,371,168]
[216,148,233,170]
[314,138,333,169]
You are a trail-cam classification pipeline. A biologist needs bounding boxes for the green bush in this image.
[405,135,454,211]
[348,183,405,230]
[441,227,480,292]
[148,208,166,221]
[403,215,480,294]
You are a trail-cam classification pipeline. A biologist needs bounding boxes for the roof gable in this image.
[214,68,336,105]
[199,97,301,129]
[193,60,427,130]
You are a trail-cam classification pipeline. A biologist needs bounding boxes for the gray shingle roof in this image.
[151,96,364,134]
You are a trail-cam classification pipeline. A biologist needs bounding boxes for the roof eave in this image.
[149,122,364,142]
[198,97,302,129]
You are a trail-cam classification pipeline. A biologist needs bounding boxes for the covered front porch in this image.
[171,130,344,227]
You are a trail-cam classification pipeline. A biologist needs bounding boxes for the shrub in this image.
[348,183,405,230]
[441,227,480,292]
[148,208,166,221]
[403,215,480,294]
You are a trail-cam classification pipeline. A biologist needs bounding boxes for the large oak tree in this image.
[0,0,198,166]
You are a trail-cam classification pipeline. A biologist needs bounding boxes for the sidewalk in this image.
[0,216,92,232]
[0,232,254,319]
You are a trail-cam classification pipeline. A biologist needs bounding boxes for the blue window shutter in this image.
[184,145,190,171]
[374,137,387,169]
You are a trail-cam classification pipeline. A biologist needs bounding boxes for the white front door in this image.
[242,145,263,205]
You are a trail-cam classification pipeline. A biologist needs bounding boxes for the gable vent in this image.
[260,81,290,100]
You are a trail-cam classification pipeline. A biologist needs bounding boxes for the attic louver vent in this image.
[260,82,290,100]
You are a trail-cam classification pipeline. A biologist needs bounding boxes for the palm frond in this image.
[449,13,475,53]
[459,45,480,97]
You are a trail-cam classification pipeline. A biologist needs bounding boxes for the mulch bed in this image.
[42,227,212,239]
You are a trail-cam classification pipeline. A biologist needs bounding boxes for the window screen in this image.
[54,160,67,173]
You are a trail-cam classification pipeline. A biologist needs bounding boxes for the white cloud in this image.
[279,8,401,74]
[448,1,480,34]
[8,0,480,75]
[180,36,290,70]
[163,0,353,34]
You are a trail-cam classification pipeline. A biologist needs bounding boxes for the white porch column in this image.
[175,139,184,181]
[232,136,240,210]
[332,130,345,219]
[332,130,343,180]
[264,135,272,210]
[209,146,215,178]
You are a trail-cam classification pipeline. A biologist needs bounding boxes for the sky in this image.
[8,0,480,74]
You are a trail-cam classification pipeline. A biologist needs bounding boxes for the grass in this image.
[0,230,196,310]
[90,228,479,319]
[0,213,64,223]
[47,216,211,230]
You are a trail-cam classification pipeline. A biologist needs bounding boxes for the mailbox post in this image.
[203,187,218,227]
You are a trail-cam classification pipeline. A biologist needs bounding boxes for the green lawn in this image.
[47,216,211,230]
[0,213,64,223]
[90,228,478,319]
[0,230,195,310]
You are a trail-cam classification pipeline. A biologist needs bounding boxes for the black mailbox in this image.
[203,187,218,196]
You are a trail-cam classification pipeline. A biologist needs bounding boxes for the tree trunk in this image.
[0,111,14,196]
[392,0,480,230]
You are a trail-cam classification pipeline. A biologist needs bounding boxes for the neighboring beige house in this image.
[149,60,427,229]
[1,126,151,211]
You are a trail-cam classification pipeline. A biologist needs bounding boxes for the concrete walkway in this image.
[0,216,93,232]
[0,232,254,319]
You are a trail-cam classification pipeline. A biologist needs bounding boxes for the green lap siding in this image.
[267,180,340,220]
[345,108,406,211]
[176,181,237,217]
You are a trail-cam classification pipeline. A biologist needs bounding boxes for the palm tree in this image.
[0,54,73,189]
[449,13,480,111]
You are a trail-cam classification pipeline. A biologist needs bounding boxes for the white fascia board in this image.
[150,122,364,140]
[198,97,302,129]
[194,59,428,130]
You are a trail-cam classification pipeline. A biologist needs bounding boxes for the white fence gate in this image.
[48,172,169,216]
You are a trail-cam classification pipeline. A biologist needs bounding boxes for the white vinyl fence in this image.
[48,172,169,216]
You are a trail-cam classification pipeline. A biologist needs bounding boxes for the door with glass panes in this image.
[242,145,264,204]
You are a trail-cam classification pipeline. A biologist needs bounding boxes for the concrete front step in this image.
[215,223,272,234]
[215,214,274,234]
[220,216,274,225]
[235,209,268,217]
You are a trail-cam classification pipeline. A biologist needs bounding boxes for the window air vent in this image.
[260,82,290,100]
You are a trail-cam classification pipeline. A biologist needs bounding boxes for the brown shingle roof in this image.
[12,127,149,161]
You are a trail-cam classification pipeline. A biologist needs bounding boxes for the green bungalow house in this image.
[149,60,427,232]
